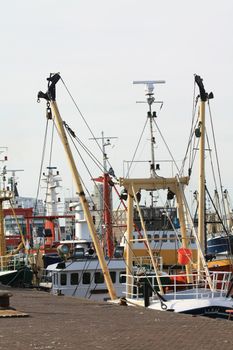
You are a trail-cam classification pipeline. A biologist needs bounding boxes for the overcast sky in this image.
[0,1,232,207]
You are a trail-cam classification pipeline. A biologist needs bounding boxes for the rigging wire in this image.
[60,77,116,176]
[205,131,219,195]
[62,124,118,249]
[63,122,104,174]
[153,119,180,174]
[44,119,56,214]
[34,119,49,215]
[180,107,199,176]
[207,101,228,227]
[125,118,149,178]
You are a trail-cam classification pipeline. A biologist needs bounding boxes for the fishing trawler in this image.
[117,80,197,268]
[40,201,127,300]
[120,75,233,319]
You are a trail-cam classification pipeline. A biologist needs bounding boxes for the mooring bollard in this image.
[0,290,13,309]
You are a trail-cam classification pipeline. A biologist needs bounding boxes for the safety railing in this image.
[0,253,34,271]
[122,270,232,300]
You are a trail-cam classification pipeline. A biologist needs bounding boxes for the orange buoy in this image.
[177,248,192,265]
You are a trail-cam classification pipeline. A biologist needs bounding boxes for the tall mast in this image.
[0,150,14,257]
[195,75,213,273]
[102,133,114,258]
[90,132,117,258]
[133,80,165,178]
[37,74,117,300]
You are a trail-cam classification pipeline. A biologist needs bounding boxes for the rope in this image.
[153,119,180,174]
[60,77,116,177]
[207,101,228,227]
[125,118,149,178]
[205,131,219,196]
[180,80,198,176]
[64,122,104,173]
[44,119,56,214]
[34,119,49,215]
[63,124,117,249]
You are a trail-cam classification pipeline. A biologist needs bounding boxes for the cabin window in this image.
[53,273,58,285]
[162,233,167,242]
[154,234,160,242]
[147,234,151,242]
[71,273,79,285]
[110,271,116,283]
[178,234,182,241]
[94,272,104,284]
[60,273,67,286]
[82,272,91,284]
[170,234,175,242]
[119,271,126,283]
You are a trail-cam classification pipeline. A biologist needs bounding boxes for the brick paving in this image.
[0,287,233,349]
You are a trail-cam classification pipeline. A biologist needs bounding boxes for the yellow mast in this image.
[197,100,206,273]
[195,75,214,289]
[37,74,117,301]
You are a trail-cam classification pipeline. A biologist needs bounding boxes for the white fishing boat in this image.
[120,75,233,319]
[43,258,126,301]
[41,203,127,300]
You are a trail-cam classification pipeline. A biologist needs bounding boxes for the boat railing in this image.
[0,253,34,271]
[121,270,232,301]
[132,255,163,272]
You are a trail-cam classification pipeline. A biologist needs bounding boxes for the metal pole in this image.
[126,185,134,298]
[197,100,206,274]
[0,200,6,257]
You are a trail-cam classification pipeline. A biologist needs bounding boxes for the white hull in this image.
[149,294,233,314]
[123,270,233,318]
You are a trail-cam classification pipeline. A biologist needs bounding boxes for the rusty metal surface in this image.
[0,287,233,349]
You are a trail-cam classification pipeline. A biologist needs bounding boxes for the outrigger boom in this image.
[37,73,117,301]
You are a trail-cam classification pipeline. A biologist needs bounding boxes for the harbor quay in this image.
[0,287,233,349]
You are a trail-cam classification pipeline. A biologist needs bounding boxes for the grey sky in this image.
[0,1,232,205]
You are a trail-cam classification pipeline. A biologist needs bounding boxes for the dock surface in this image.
[0,287,233,349]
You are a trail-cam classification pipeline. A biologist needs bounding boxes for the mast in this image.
[0,152,14,258]
[133,80,165,178]
[124,80,193,287]
[0,190,13,257]
[195,75,212,274]
[102,134,114,258]
[37,74,117,300]
[91,132,117,258]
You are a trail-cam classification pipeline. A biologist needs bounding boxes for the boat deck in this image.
[0,286,233,349]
